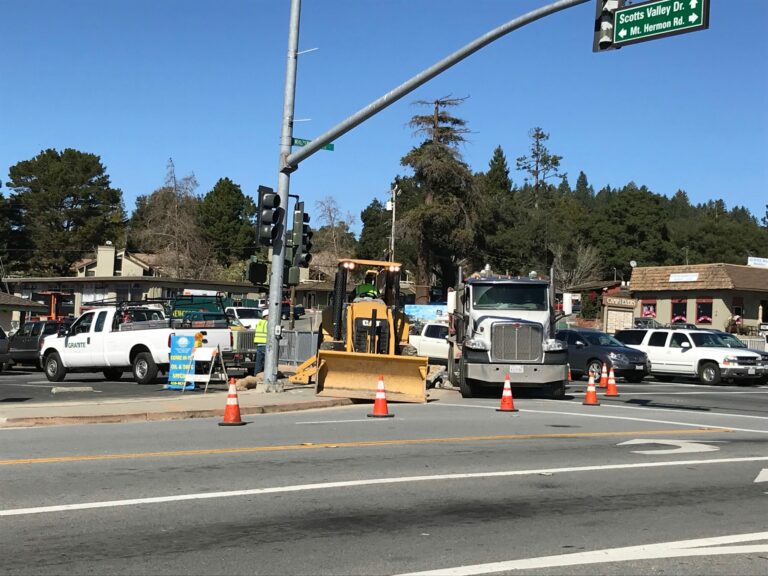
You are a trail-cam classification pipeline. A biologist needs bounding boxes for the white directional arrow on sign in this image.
[689,14,699,23]
[689,0,698,8]
[618,28,627,38]
[617,439,720,455]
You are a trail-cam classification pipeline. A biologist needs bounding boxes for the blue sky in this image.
[2,0,766,233]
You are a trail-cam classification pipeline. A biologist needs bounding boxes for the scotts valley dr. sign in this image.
[613,0,709,47]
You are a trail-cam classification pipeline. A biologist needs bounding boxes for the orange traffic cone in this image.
[218,378,246,426]
[568,365,572,382]
[368,375,394,418]
[599,363,609,388]
[583,374,600,406]
[497,375,518,412]
[605,367,620,397]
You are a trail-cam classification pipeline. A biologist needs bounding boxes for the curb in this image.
[0,398,355,428]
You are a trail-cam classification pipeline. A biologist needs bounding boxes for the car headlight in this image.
[464,338,489,351]
[722,355,739,365]
[608,352,628,363]
[543,339,566,352]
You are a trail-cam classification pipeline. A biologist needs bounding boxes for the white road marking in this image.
[755,468,768,483]
[397,531,768,575]
[437,403,768,434]
[2,455,767,518]
[296,419,385,425]
[617,439,720,454]
[4,382,54,388]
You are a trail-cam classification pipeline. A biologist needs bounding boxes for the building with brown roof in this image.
[629,263,768,335]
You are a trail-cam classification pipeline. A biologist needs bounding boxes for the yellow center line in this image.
[0,427,732,467]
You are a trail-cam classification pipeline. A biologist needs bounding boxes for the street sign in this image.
[291,137,334,151]
[613,0,709,47]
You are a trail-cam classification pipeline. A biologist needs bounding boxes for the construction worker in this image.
[253,309,269,374]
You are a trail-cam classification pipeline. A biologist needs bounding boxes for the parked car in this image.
[9,319,73,369]
[225,307,263,329]
[0,326,10,372]
[634,317,665,329]
[556,328,650,383]
[614,328,765,385]
[409,321,450,365]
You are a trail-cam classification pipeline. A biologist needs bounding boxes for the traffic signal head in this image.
[292,202,313,268]
[593,0,620,52]
[257,185,282,246]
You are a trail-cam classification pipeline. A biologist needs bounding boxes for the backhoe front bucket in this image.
[315,350,428,403]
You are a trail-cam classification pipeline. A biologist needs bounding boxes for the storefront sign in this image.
[669,273,699,282]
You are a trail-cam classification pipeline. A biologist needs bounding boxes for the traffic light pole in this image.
[264,0,590,392]
[264,0,301,393]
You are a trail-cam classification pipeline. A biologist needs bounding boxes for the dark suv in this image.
[556,328,650,383]
[8,319,73,369]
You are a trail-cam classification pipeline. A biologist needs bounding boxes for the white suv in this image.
[614,328,765,385]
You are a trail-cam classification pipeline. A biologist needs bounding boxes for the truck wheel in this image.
[44,352,67,382]
[133,352,158,385]
[458,358,475,398]
[103,369,123,381]
[548,381,566,400]
[698,362,721,386]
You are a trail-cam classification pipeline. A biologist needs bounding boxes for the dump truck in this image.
[447,266,568,399]
[290,259,428,403]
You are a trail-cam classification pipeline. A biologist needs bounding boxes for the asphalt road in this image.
[1,382,767,575]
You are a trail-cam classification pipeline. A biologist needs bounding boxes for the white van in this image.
[225,307,263,330]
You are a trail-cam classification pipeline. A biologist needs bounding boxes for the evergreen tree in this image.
[6,149,125,275]
[573,171,594,206]
[197,177,257,266]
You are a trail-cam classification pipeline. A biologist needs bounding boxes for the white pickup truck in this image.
[40,306,233,384]
[409,321,451,365]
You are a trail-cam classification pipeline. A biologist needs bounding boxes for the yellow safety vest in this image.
[253,318,268,344]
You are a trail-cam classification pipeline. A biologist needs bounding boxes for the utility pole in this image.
[262,0,590,391]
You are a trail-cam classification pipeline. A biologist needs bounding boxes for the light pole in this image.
[388,184,400,261]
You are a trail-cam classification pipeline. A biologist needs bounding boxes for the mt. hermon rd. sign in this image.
[614,0,709,47]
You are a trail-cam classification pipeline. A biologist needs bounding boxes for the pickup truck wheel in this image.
[698,362,722,386]
[103,369,123,381]
[44,352,67,382]
[133,352,158,385]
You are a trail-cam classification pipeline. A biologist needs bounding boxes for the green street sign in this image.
[613,0,709,47]
[291,137,334,152]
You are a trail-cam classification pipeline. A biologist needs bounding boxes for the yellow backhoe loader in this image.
[290,259,427,403]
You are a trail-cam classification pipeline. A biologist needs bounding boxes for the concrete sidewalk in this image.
[0,382,355,428]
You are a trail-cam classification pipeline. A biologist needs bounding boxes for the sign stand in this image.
[183,345,229,393]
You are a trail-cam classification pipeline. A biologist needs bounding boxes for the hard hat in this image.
[262,309,269,317]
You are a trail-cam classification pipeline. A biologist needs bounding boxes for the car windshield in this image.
[690,332,728,347]
[472,283,548,311]
[583,332,625,347]
[234,309,261,319]
[715,333,746,348]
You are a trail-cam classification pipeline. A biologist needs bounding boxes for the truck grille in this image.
[735,356,758,366]
[491,323,542,362]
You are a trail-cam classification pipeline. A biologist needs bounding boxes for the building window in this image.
[696,298,713,325]
[641,300,657,318]
[671,299,687,324]
[732,296,744,324]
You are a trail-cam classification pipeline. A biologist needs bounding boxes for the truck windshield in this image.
[715,333,746,348]
[472,284,548,311]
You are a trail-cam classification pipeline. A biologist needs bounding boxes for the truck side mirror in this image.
[58,325,68,337]
[681,341,691,349]
[575,340,586,347]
